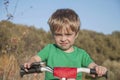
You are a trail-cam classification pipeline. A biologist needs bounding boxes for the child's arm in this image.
[88,62,98,69]
[88,62,107,77]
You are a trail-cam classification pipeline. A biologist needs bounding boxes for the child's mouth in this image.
[60,43,67,46]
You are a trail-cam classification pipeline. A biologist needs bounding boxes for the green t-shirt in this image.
[37,44,93,80]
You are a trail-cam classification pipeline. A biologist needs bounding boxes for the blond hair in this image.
[48,8,80,34]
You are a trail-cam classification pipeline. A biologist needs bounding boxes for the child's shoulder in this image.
[74,46,87,54]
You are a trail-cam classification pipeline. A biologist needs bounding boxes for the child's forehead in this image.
[54,27,74,34]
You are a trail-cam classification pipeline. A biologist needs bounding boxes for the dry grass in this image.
[0,54,45,80]
[0,54,21,80]
[102,59,120,80]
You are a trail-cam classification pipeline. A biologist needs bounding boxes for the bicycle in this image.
[20,62,108,80]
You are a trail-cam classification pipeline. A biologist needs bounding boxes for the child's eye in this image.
[66,34,72,36]
[54,34,62,36]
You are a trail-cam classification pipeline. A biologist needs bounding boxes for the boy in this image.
[24,8,107,80]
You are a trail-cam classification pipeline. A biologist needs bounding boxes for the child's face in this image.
[53,28,78,52]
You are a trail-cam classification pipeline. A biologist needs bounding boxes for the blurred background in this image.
[0,0,120,80]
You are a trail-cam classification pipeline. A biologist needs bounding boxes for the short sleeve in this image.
[37,44,51,61]
[81,50,93,67]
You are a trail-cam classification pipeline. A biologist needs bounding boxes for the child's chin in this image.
[57,44,70,50]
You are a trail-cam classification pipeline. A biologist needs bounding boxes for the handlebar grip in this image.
[20,65,42,77]
[90,69,108,79]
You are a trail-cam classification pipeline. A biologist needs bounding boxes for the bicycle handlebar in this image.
[20,62,108,79]
[20,62,44,77]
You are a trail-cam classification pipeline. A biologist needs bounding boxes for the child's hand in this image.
[23,62,32,72]
[95,66,107,77]
[23,62,38,76]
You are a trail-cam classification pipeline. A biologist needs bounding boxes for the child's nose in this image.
[61,35,67,41]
